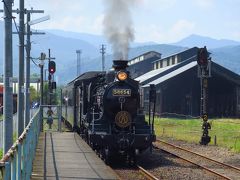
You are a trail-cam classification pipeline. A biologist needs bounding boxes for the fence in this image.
[0,109,37,149]
[42,105,62,132]
[0,109,40,179]
[0,113,17,149]
[0,121,2,148]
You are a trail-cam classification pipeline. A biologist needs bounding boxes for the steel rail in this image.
[156,140,240,172]
[156,139,240,180]
[159,148,231,180]
[137,165,159,180]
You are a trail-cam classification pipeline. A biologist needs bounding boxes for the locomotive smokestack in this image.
[113,60,128,71]
[103,0,135,60]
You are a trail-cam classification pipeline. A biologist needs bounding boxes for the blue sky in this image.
[1,0,240,43]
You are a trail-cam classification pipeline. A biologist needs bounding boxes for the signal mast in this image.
[198,46,212,145]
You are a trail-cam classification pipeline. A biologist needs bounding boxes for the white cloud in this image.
[0,0,235,43]
[195,0,215,9]
[170,19,195,39]
[91,14,104,34]
[135,19,195,43]
[34,16,86,31]
[135,24,164,43]
[142,0,176,8]
[139,0,176,12]
[233,31,240,41]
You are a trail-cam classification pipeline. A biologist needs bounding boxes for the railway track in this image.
[155,139,240,180]
[137,165,159,180]
[113,164,159,180]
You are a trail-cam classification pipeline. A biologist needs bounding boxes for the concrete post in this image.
[3,0,13,154]
[40,63,44,132]
[24,12,31,127]
[17,0,25,136]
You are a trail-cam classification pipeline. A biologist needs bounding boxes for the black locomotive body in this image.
[63,60,156,163]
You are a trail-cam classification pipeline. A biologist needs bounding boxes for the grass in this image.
[209,119,240,152]
[0,148,2,159]
[154,117,240,153]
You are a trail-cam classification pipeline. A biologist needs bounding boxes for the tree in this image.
[30,86,39,104]
[31,73,40,78]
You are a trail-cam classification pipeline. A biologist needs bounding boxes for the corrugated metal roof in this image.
[143,61,197,87]
[67,71,104,85]
[130,51,161,61]
[152,47,197,64]
[135,64,177,83]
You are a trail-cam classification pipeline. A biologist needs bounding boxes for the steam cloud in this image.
[103,0,135,60]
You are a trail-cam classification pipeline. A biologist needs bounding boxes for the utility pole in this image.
[39,53,45,132]
[17,0,25,136]
[1,7,46,131]
[76,50,81,76]
[24,10,47,127]
[24,12,31,127]
[100,44,106,71]
[40,63,44,131]
[2,0,13,154]
[47,49,55,105]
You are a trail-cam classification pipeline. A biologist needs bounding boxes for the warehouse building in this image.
[127,51,161,79]
[128,47,240,118]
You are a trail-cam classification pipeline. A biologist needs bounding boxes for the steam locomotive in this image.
[62,60,156,164]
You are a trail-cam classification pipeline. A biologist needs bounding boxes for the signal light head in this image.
[197,47,208,66]
[117,71,128,81]
[48,61,56,74]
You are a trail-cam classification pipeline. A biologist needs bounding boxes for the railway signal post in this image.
[39,53,46,131]
[149,84,156,152]
[47,49,56,105]
[197,46,211,145]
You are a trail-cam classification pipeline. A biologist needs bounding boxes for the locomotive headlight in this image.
[117,71,128,81]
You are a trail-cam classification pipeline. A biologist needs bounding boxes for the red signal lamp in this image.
[48,61,56,74]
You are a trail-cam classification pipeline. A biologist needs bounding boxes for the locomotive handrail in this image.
[0,109,40,179]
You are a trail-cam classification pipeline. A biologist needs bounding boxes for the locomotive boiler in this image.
[63,60,156,164]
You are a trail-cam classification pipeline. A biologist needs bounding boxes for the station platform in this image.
[31,132,118,180]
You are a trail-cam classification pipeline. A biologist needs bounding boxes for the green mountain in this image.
[174,34,240,49]
[210,46,240,74]
[0,21,239,84]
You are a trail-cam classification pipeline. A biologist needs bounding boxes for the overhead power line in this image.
[2,0,20,38]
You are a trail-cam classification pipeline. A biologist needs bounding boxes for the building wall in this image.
[143,67,240,118]
[153,47,198,70]
[0,82,40,94]
[0,94,18,114]
[127,56,160,79]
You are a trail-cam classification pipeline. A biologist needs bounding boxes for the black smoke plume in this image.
[103,0,135,60]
